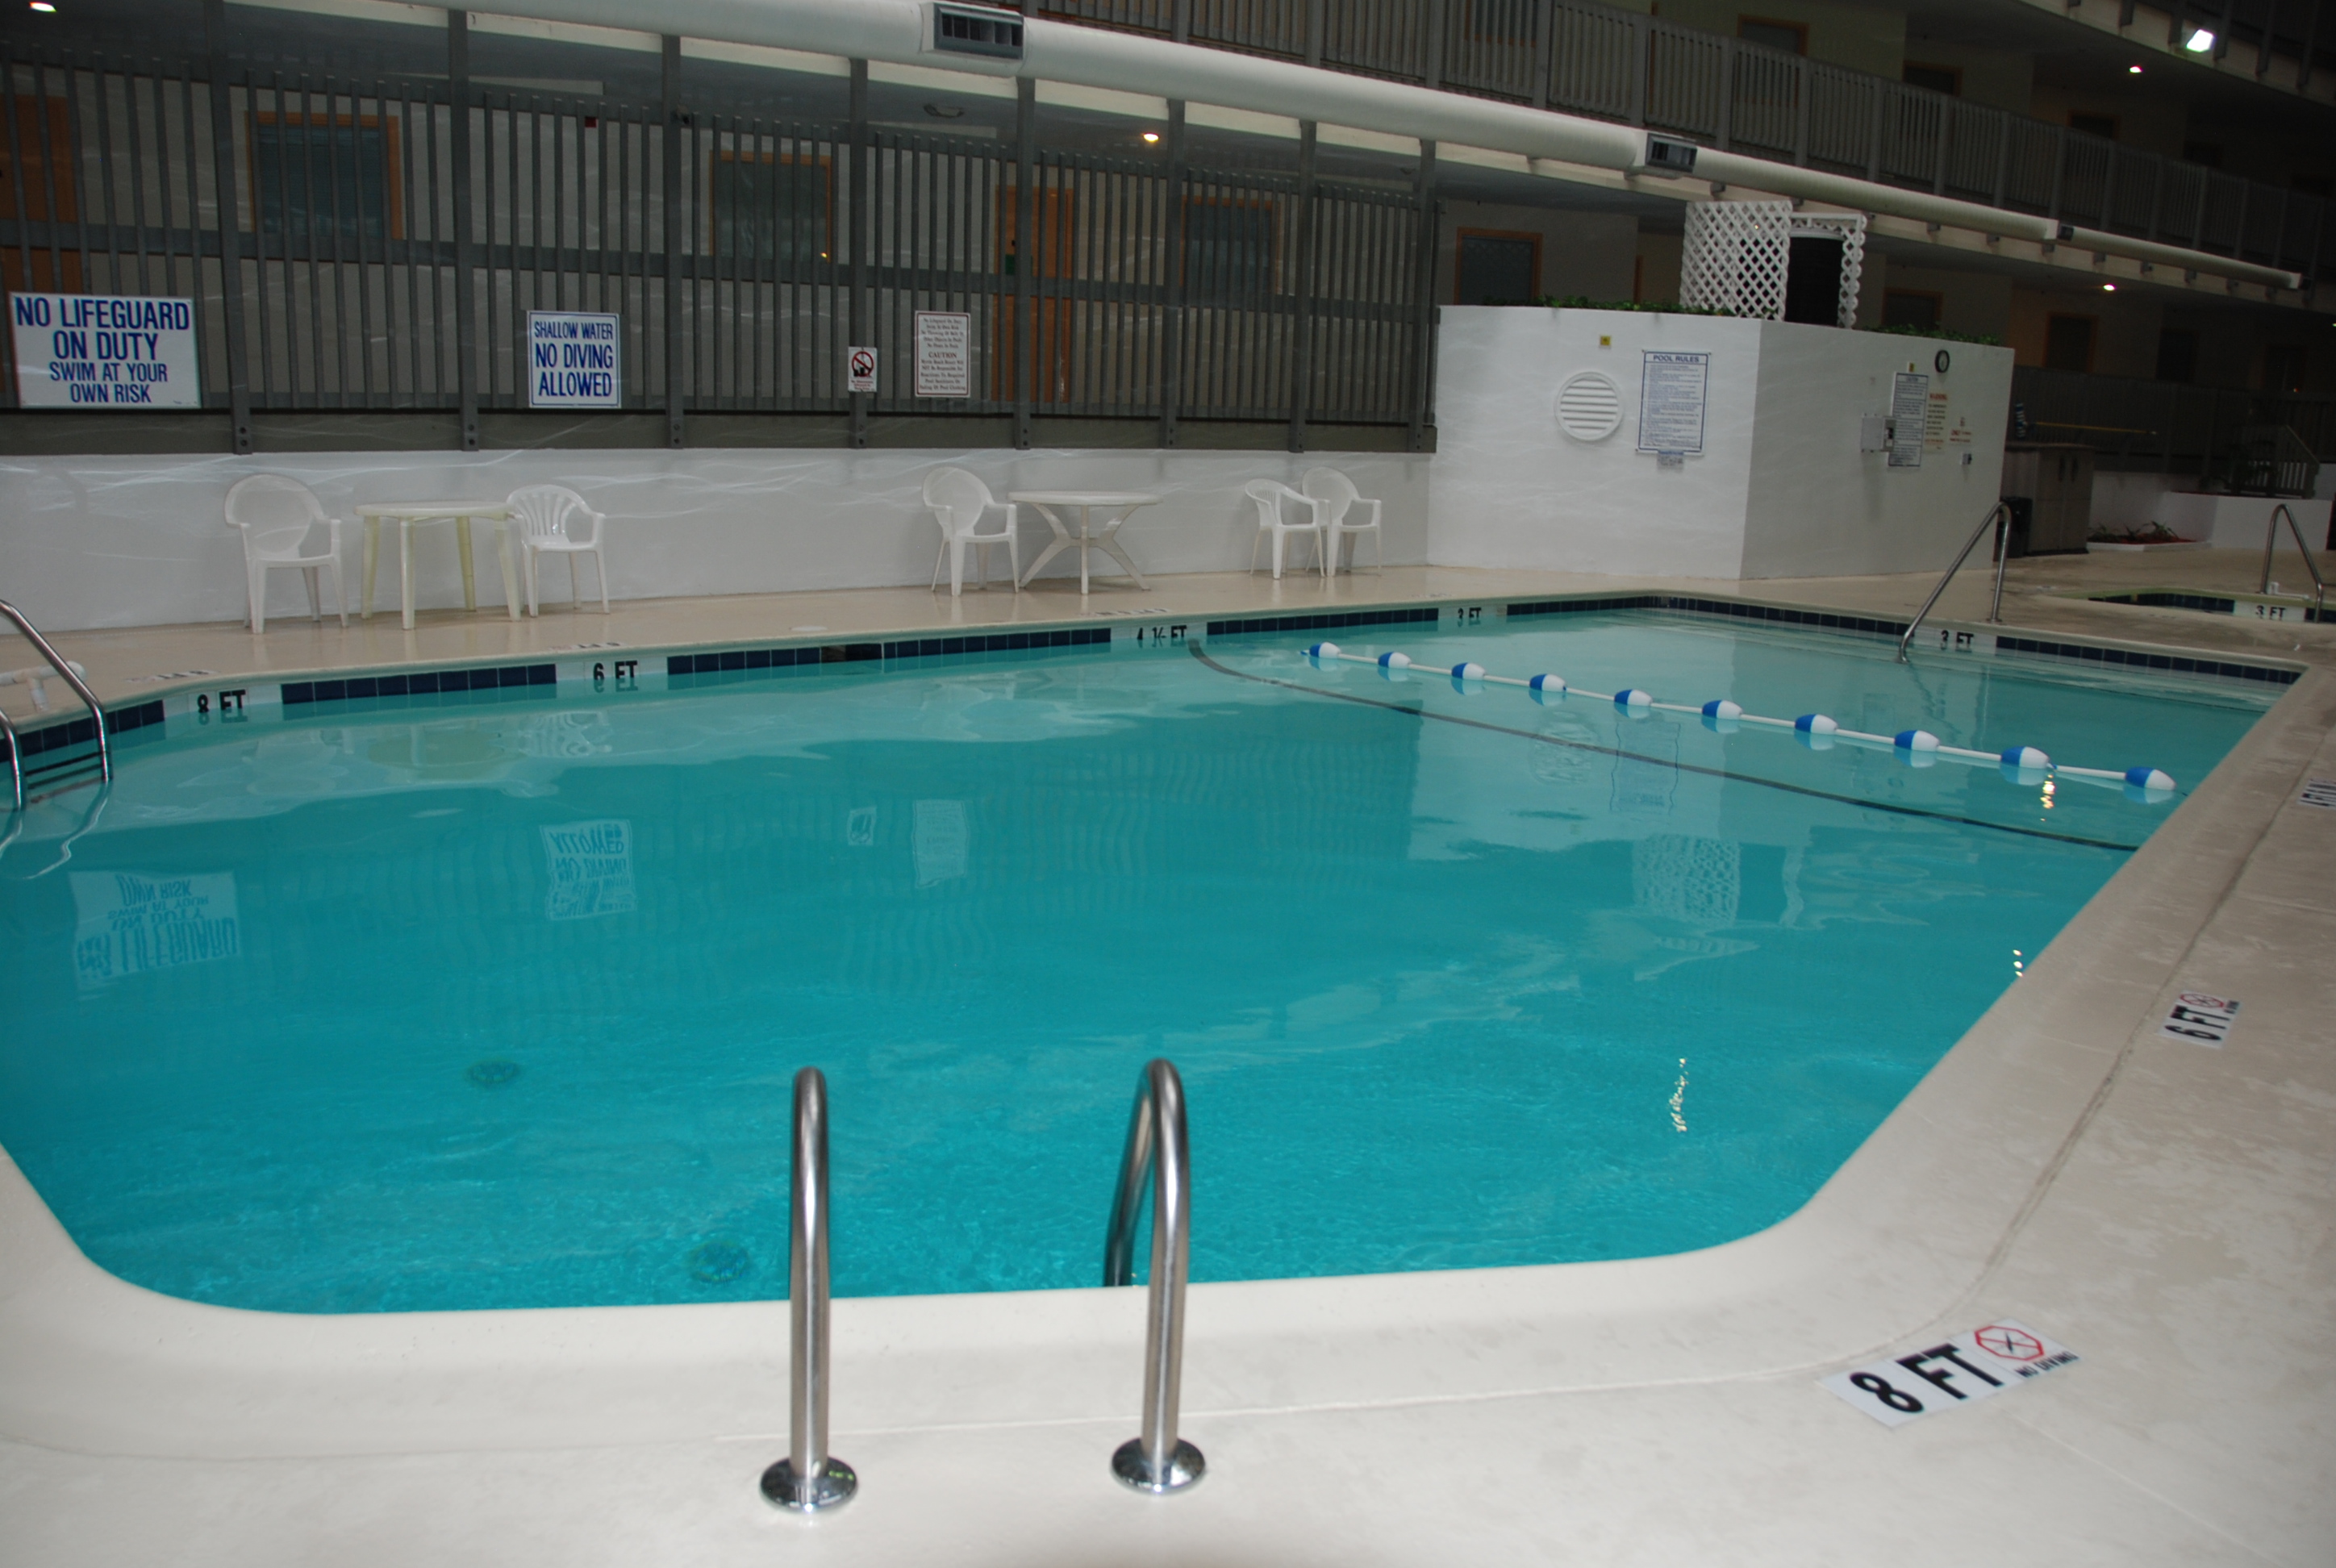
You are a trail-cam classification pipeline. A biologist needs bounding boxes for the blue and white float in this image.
[1296,644,2177,803]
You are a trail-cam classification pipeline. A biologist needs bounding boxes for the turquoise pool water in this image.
[0,612,2274,1313]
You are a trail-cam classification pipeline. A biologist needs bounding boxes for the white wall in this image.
[0,447,1432,633]
[1431,305,2013,581]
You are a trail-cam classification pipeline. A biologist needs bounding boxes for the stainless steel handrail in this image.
[1103,1057,1204,1495]
[759,1067,857,1513]
[0,707,19,815]
[1895,501,2011,663]
[2258,502,2329,619]
[0,599,108,786]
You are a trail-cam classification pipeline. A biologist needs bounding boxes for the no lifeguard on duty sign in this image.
[527,311,621,408]
[11,292,201,408]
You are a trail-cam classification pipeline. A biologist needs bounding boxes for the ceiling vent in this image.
[930,3,1025,60]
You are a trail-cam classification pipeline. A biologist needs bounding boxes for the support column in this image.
[1287,121,1317,455]
[849,59,870,450]
[202,0,255,453]
[662,35,685,450]
[1157,101,1186,450]
[1013,76,1036,451]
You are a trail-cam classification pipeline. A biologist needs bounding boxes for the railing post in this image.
[661,35,685,451]
[760,1068,857,1512]
[1991,110,2011,210]
[1171,0,1191,44]
[1013,75,1036,450]
[1104,1059,1203,1495]
[1424,0,1448,89]
[202,0,255,455]
[1287,120,1317,454]
[1158,100,1186,449]
[1933,99,1950,195]
[2046,124,2066,228]
[1792,55,1810,165]
[1717,36,1735,151]
[1628,14,1649,127]
[1532,0,1553,109]
[1305,0,1324,69]
[849,59,870,450]
[1407,141,1437,455]
[1866,81,1885,181]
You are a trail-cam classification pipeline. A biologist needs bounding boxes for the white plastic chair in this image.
[1303,466,1384,576]
[224,474,346,636]
[1244,479,1326,580]
[504,485,610,615]
[922,467,1020,596]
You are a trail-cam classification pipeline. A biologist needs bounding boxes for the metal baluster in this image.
[1103,1058,1203,1495]
[760,1067,857,1512]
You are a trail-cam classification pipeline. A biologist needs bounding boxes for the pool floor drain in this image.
[465,1059,522,1088]
[688,1240,753,1284]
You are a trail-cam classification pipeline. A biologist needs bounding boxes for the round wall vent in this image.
[1555,371,1623,442]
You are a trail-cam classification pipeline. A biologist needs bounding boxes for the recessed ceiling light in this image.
[28,2,56,11]
[2184,27,2215,51]
[2102,281,2117,291]
[2127,64,2143,73]
[1141,131,1160,143]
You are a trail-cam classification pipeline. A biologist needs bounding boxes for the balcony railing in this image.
[2009,365,2336,476]
[1033,0,2332,285]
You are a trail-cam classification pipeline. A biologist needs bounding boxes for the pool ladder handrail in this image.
[2257,503,2328,619]
[1103,1057,1205,1494]
[759,1067,857,1513]
[0,598,109,811]
[1896,501,2012,664]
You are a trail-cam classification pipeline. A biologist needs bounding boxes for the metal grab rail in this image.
[1895,502,2012,664]
[2258,503,2329,619]
[759,1067,857,1513]
[1103,1057,1204,1494]
[0,599,109,803]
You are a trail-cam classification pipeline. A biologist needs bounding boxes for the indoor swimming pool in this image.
[0,610,2276,1315]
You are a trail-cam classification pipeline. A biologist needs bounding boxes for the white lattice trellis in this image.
[1680,201,1867,328]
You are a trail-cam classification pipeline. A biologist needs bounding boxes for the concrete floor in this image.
[2,547,2331,1566]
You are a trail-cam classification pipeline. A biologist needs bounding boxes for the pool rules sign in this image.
[11,293,201,407]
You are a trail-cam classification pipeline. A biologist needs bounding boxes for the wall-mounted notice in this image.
[1637,350,1708,455]
[526,311,620,407]
[12,294,200,408]
[1821,1320,2079,1428]
[70,869,239,987]
[846,344,879,394]
[1924,390,1950,452]
[914,311,972,398]
[1888,372,1929,467]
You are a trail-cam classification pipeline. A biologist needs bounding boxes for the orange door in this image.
[1,98,83,293]
[991,185,1073,403]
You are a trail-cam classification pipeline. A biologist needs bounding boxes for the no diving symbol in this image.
[1975,1324,2043,1362]
[849,349,875,378]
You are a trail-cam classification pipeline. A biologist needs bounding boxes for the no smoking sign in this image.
[845,345,878,394]
[1821,1320,2078,1428]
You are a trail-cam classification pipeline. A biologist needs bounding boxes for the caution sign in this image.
[1821,1320,2078,1428]
[11,292,201,408]
[913,311,971,398]
[526,311,621,407]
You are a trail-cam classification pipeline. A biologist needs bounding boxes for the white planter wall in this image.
[0,447,1433,633]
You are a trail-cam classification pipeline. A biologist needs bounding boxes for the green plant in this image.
[1527,294,1738,316]
[1866,321,2004,345]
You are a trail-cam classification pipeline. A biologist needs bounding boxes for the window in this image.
[2262,344,2308,393]
[0,96,80,290]
[709,151,831,269]
[2067,111,2117,141]
[1883,290,1942,331]
[252,114,398,244]
[1737,16,1806,53]
[2155,328,2198,383]
[1901,62,1960,96]
[2044,314,2096,373]
[1455,230,1541,305]
[1183,198,1274,306]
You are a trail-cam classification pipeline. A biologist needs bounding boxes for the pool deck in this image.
[3,547,2333,1566]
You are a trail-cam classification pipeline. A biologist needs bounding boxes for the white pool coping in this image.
[3,597,2331,1565]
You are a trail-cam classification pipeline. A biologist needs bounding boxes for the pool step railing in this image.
[0,598,109,812]
[2257,503,2329,618]
[1896,500,2012,663]
[1301,643,2177,799]
[759,1066,857,1513]
[1103,1058,1205,1495]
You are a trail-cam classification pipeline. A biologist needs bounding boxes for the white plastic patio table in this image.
[1008,491,1162,594]
[354,502,519,631]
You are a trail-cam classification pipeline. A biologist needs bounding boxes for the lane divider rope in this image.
[1312,644,2177,802]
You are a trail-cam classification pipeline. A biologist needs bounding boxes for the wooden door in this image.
[1,98,83,293]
